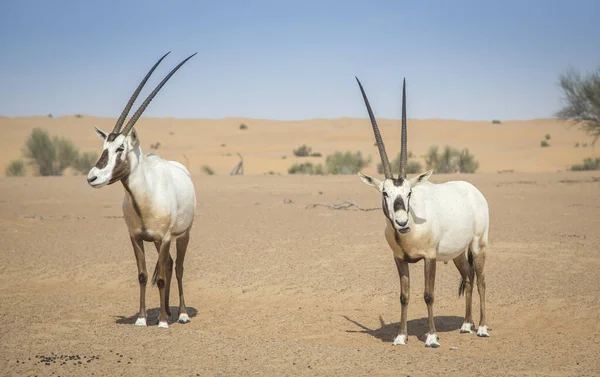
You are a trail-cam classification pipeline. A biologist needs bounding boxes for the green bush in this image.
[377,152,422,175]
[293,145,312,157]
[202,165,215,175]
[492,119,501,124]
[541,140,550,147]
[5,160,25,176]
[545,133,551,140]
[309,152,322,157]
[575,142,580,148]
[571,157,600,171]
[325,151,371,175]
[425,145,479,173]
[239,123,248,130]
[73,151,98,174]
[22,128,84,176]
[288,162,324,175]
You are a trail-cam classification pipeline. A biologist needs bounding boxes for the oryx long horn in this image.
[356,77,392,179]
[400,78,407,178]
[120,52,198,136]
[112,52,171,134]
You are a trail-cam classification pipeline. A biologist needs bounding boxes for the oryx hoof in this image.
[178,313,191,324]
[460,322,474,334]
[477,325,490,337]
[158,321,169,329]
[134,317,147,327]
[392,334,407,345]
[424,333,440,348]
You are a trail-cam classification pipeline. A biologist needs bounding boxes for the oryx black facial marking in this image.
[95,150,109,169]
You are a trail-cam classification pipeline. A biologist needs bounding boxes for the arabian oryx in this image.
[355,77,490,347]
[87,52,197,328]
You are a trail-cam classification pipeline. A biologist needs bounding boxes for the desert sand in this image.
[1,115,599,376]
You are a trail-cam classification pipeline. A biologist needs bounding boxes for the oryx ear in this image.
[94,127,107,140]
[358,172,384,191]
[130,128,138,142]
[409,170,433,187]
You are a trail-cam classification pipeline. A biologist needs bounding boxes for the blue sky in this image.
[1,0,599,121]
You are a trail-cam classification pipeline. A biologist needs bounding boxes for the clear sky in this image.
[1,0,599,121]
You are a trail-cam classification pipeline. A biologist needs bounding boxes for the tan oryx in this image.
[87,52,197,328]
[355,77,490,347]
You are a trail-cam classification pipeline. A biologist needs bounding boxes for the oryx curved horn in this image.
[400,78,407,178]
[112,52,171,134]
[120,52,198,136]
[356,77,392,179]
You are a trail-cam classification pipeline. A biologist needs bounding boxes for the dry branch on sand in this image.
[305,200,381,211]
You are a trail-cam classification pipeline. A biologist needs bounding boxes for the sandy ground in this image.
[1,170,599,376]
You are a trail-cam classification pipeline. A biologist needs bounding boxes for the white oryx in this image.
[355,77,490,347]
[87,52,197,328]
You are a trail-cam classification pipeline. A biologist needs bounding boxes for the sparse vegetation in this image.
[556,67,600,145]
[325,151,371,175]
[75,114,83,119]
[492,119,501,124]
[575,142,580,147]
[288,162,324,175]
[293,145,312,157]
[583,142,588,147]
[545,133,551,140]
[571,157,600,171]
[282,155,287,159]
[378,152,423,175]
[5,159,25,176]
[541,140,550,147]
[150,141,161,150]
[425,146,479,173]
[202,165,215,175]
[21,128,96,176]
[47,114,53,119]
[73,151,98,174]
[239,123,248,130]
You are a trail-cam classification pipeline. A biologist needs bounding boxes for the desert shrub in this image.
[47,114,53,119]
[239,123,248,130]
[583,143,588,147]
[310,152,322,157]
[75,114,83,118]
[73,151,98,174]
[293,145,312,157]
[571,157,600,171]
[288,162,324,175]
[22,128,86,176]
[150,141,161,150]
[457,148,479,174]
[325,151,370,175]
[541,140,550,147]
[575,142,580,147]
[492,119,501,124]
[425,145,479,173]
[545,133,551,140]
[5,159,25,176]
[202,165,215,175]
[377,152,422,175]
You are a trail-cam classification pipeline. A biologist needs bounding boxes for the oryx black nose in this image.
[395,219,408,227]
[88,176,97,183]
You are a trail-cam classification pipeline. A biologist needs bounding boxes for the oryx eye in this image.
[116,144,125,152]
[382,191,389,198]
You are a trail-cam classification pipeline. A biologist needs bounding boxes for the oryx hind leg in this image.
[453,250,474,334]
[153,241,174,318]
[175,230,191,324]
[470,240,489,337]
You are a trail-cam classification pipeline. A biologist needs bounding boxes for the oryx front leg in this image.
[472,244,490,337]
[130,236,148,327]
[453,251,475,334]
[423,258,440,348]
[156,238,172,328]
[393,258,410,345]
[175,231,191,324]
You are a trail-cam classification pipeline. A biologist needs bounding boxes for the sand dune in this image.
[0,115,594,176]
